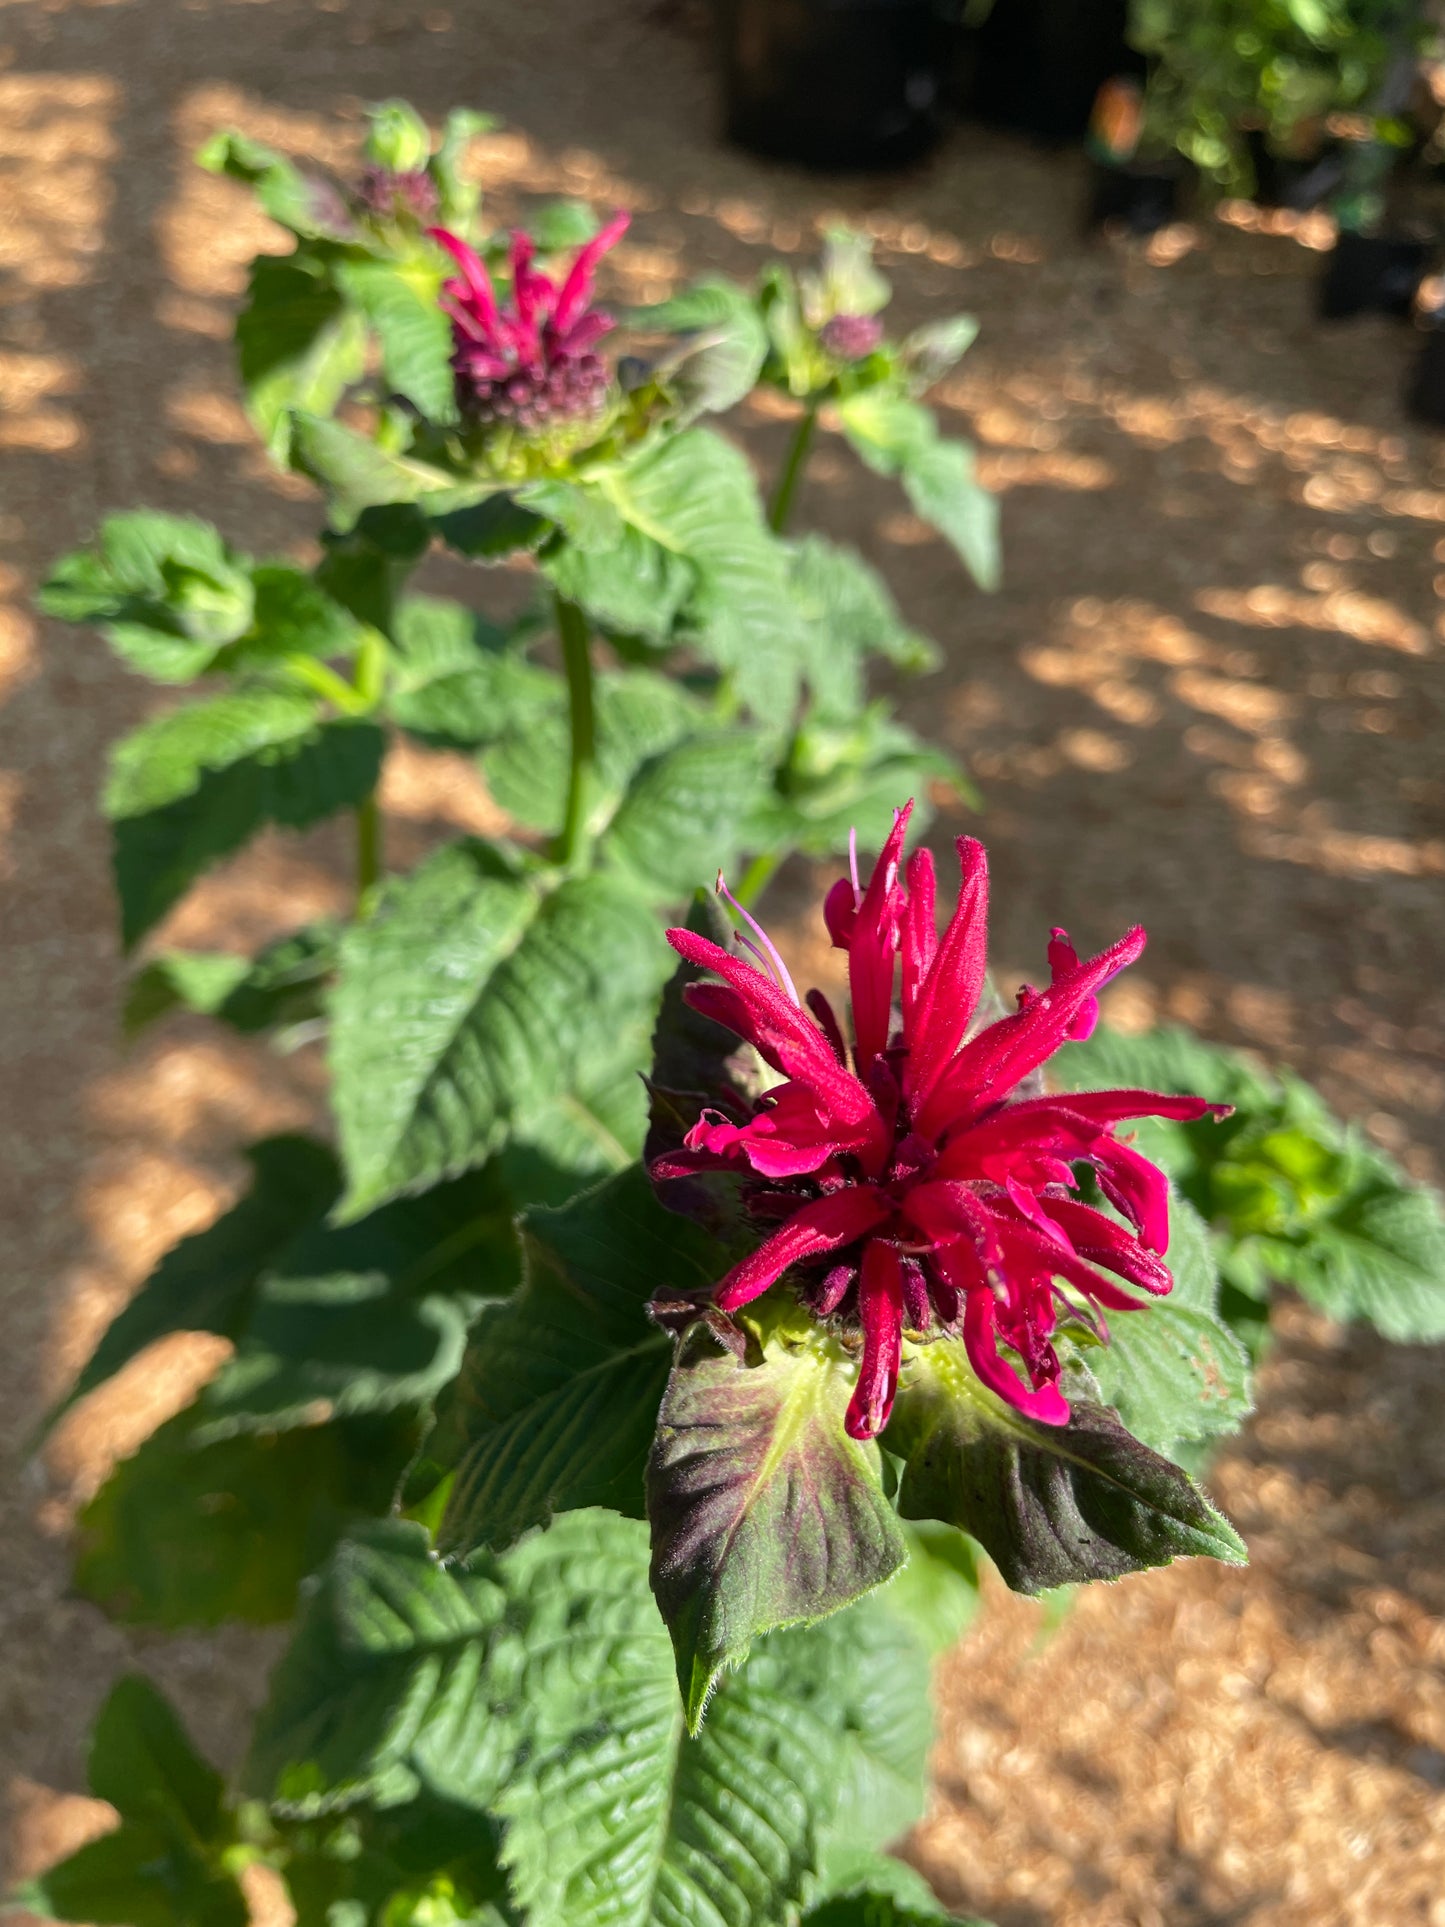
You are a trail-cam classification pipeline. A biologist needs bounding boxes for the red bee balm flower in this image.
[653,805,1229,1442]
[429,214,629,428]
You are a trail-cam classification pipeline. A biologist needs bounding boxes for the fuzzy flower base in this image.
[652,805,1228,1441]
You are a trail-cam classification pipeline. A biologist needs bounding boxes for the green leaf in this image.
[835,391,936,471]
[386,593,559,750]
[287,412,479,523]
[429,494,550,562]
[336,254,455,422]
[198,130,353,238]
[364,100,432,175]
[221,563,362,675]
[75,1406,412,1627]
[900,314,980,394]
[329,841,669,1216]
[599,728,767,900]
[880,1520,981,1658]
[275,1795,515,1927]
[748,708,969,859]
[630,279,770,420]
[899,440,1000,595]
[246,1518,514,1817]
[106,691,383,946]
[482,664,704,837]
[1081,1194,1253,1455]
[493,1512,839,1927]
[17,1678,244,1927]
[431,108,492,229]
[785,533,937,720]
[529,198,600,250]
[549,431,805,717]
[885,1349,1246,1594]
[804,1878,975,1927]
[237,254,368,457]
[648,1316,909,1729]
[316,502,432,638]
[123,922,340,1039]
[39,512,255,683]
[438,1164,722,1559]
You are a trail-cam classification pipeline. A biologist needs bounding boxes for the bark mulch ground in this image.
[1,3,1443,1922]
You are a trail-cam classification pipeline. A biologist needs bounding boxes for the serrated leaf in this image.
[482,665,705,838]
[237,254,368,456]
[804,1879,977,1927]
[648,1320,909,1728]
[106,692,383,946]
[494,1511,839,1927]
[316,502,432,637]
[221,564,361,674]
[1081,1194,1253,1454]
[885,1348,1246,1593]
[39,512,255,682]
[599,728,767,900]
[747,709,969,859]
[247,1519,513,1816]
[75,1405,412,1628]
[275,1793,515,1927]
[438,1164,723,1559]
[430,494,550,561]
[329,841,669,1216]
[785,533,937,721]
[386,593,559,750]
[337,254,455,421]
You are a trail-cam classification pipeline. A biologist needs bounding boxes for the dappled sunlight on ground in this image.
[0,0,1443,1918]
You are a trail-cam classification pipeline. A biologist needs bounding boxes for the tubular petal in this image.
[714,1188,891,1312]
[844,1240,905,1439]
[904,837,990,1105]
[848,804,912,1074]
[963,1290,1071,1425]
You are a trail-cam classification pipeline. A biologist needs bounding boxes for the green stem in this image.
[732,850,781,909]
[769,401,818,534]
[554,594,596,868]
[355,791,382,916]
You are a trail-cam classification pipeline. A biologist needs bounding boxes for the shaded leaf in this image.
[106,692,383,946]
[386,593,558,750]
[438,1164,723,1559]
[75,1406,412,1628]
[17,1677,244,1927]
[885,1348,1246,1593]
[337,254,455,422]
[287,412,480,524]
[123,922,340,1039]
[630,279,770,420]
[315,502,432,638]
[599,728,767,900]
[236,254,368,457]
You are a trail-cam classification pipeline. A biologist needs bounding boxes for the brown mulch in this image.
[1,3,1443,1922]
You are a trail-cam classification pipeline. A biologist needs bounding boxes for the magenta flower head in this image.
[818,312,885,362]
[652,805,1230,1443]
[428,213,630,431]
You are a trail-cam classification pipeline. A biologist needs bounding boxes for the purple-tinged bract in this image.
[819,312,885,362]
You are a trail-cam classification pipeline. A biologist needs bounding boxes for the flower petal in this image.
[1091,1134,1172,1253]
[917,924,1147,1137]
[714,1188,891,1312]
[849,804,912,1074]
[550,209,630,338]
[844,1239,905,1440]
[904,836,990,1106]
[963,1289,1071,1426]
[900,845,938,1024]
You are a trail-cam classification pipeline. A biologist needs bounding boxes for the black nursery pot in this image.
[717,0,948,171]
[1087,159,1181,237]
[1405,322,1445,427]
[1318,232,1430,321]
[960,0,1137,143]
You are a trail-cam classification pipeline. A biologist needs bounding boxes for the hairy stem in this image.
[769,401,818,534]
[555,594,596,868]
